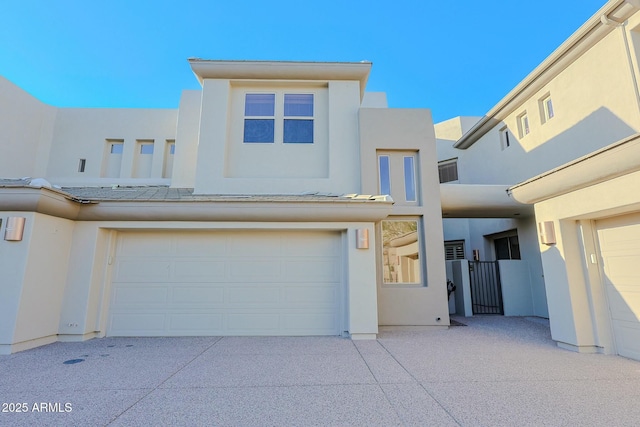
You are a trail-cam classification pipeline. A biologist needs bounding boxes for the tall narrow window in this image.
[540,95,554,123]
[517,112,530,137]
[500,126,511,150]
[404,156,417,202]
[103,140,124,178]
[163,140,175,178]
[381,220,422,284]
[244,94,275,143]
[78,158,86,173]
[284,94,314,143]
[378,155,391,195]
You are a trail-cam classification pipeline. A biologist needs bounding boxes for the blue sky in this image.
[1,0,606,123]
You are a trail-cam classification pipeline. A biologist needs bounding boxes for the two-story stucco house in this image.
[436,0,640,361]
[0,60,449,354]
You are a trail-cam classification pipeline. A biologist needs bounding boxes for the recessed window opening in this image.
[78,158,86,173]
[403,156,417,202]
[499,126,511,150]
[540,94,554,123]
[517,112,530,138]
[110,143,123,154]
[378,155,391,195]
[140,144,154,154]
[438,159,458,183]
[381,220,422,284]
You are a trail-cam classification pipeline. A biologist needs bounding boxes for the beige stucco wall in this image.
[0,78,57,179]
[193,79,362,195]
[46,108,178,186]
[529,169,640,353]
[0,212,75,354]
[458,26,640,186]
[359,108,449,326]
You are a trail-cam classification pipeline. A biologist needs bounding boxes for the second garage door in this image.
[597,213,640,361]
[108,230,342,336]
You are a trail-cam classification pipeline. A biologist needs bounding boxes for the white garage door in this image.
[107,230,342,336]
[597,213,640,361]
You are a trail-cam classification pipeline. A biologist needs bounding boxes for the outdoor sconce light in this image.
[5,217,26,241]
[356,229,369,249]
[538,221,556,245]
[472,249,480,261]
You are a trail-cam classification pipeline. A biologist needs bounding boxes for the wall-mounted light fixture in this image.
[472,249,480,261]
[356,229,369,249]
[538,221,556,245]
[5,217,26,241]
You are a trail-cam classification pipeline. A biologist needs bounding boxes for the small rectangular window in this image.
[78,158,86,173]
[381,220,422,284]
[517,112,530,138]
[438,159,458,183]
[378,155,391,195]
[500,126,511,150]
[540,95,554,123]
[110,143,123,154]
[444,241,465,260]
[140,144,154,154]
[403,156,417,202]
[245,94,275,116]
[169,143,175,154]
[284,94,313,116]
[283,119,313,143]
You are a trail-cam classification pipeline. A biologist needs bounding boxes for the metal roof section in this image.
[454,0,640,149]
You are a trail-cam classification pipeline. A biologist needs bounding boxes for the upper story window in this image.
[499,126,511,150]
[243,93,314,144]
[284,94,314,143]
[377,151,420,204]
[438,159,458,183]
[244,94,276,143]
[540,94,554,123]
[444,240,465,260]
[517,112,530,138]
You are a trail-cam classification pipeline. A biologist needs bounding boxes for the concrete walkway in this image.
[1,316,639,426]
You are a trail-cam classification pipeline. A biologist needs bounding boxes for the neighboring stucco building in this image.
[0,60,449,354]
[437,0,640,361]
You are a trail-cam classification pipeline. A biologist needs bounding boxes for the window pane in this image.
[111,143,123,154]
[382,220,421,284]
[438,161,458,183]
[378,156,390,195]
[244,119,274,143]
[284,94,313,117]
[245,94,275,116]
[546,98,554,119]
[140,144,154,154]
[283,119,313,143]
[169,144,175,154]
[404,156,417,202]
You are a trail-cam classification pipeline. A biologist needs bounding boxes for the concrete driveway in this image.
[1,316,639,426]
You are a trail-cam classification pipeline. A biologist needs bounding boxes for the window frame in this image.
[444,240,465,261]
[517,112,530,138]
[438,158,458,183]
[378,155,391,195]
[499,126,511,150]
[539,94,554,123]
[380,218,424,286]
[243,92,315,144]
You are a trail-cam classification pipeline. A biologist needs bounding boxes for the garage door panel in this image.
[615,321,640,361]
[229,260,281,279]
[171,287,225,305]
[108,230,342,337]
[112,286,169,306]
[175,235,227,256]
[169,313,224,332]
[597,214,640,361]
[282,312,337,333]
[116,260,170,281]
[282,234,340,256]
[110,313,166,334]
[227,313,281,331]
[173,261,227,280]
[227,287,281,304]
[284,259,339,281]
[284,286,337,304]
[118,234,173,256]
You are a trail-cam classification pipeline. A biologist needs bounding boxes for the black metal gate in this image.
[469,261,504,315]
